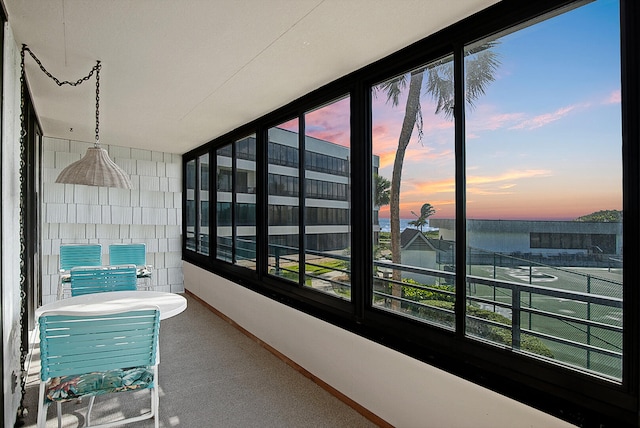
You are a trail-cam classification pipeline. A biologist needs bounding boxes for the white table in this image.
[35,291,187,320]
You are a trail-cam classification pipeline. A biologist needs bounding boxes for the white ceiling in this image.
[4,0,498,154]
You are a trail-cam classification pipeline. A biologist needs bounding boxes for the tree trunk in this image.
[389,71,424,310]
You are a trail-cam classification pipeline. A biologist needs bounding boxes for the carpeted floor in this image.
[18,293,379,427]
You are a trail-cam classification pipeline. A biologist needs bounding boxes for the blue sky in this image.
[373,0,622,220]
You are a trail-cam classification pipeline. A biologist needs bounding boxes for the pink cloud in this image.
[509,104,587,130]
[305,98,350,147]
[604,89,621,105]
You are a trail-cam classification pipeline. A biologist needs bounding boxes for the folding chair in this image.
[109,243,153,290]
[70,265,138,296]
[58,244,102,299]
[37,307,161,428]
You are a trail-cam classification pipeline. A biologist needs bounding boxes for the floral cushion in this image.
[45,367,154,403]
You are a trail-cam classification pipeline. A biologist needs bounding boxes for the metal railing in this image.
[372,259,623,379]
[204,239,624,379]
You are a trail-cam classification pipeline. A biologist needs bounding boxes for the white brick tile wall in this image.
[46,204,67,223]
[159,177,169,192]
[140,176,160,192]
[166,225,181,238]
[167,208,178,225]
[43,136,70,152]
[158,238,168,253]
[109,188,130,206]
[55,152,81,169]
[42,150,55,168]
[133,207,142,224]
[108,145,132,159]
[137,160,157,176]
[118,158,137,175]
[165,163,181,178]
[101,206,111,224]
[111,206,133,224]
[168,177,181,193]
[70,140,92,154]
[41,137,183,301]
[67,205,76,223]
[86,224,96,239]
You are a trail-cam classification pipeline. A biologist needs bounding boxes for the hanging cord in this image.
[22,44,102,145]
[15,44,101,423]
[16,44,27,424]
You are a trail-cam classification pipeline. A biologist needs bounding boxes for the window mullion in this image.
[299,115,306,286]
[453,45,467,336]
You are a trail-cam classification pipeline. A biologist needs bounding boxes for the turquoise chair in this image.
[58,244,102,299]
[70,265,138,296]
[37,307,160,428]
[109,243,153,290]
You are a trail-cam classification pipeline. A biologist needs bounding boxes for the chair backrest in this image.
[109,243,147,267]
[70,265,137,296]
[38,307,160,381]
[59,244,102,272]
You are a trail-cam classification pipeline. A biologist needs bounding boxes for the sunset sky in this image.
[297,0,621,221]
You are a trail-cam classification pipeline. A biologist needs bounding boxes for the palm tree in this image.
[376,43,499,308]
[409,203,436,232]
[408,215,427,232]
[374,173,391,207]
[420,202,436,220]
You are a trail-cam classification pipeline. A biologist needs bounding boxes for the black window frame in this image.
[182,1,640,425]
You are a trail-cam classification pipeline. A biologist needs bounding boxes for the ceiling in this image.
[4,0,499,155]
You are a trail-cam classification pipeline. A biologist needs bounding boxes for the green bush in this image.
[417,300,554,358]
[402,278,454,302]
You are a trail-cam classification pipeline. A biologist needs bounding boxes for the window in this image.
[216,144,232,262]
[197,153,209,255]
[234,135,257,269]
[185,159,196,251]
[183,1,637,424]
[464,0,622,379]
[184,154,209,255]
[265,97,351,299]
[303,97,351,299]
[268,120,300,282]
[372,55,456,328]
[213,136,257,267]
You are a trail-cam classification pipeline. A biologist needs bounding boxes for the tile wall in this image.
[40,136,183,304]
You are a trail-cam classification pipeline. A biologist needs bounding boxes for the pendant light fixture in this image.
[21,45,132,189]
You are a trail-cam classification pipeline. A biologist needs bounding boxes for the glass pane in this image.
[216,144,233,262]
[464,0,622,379]
[185,159,196,251]
[197,153,209,255]
[268,119,300,282]
[372,55,456,328]
[304,96,351,300]
[234,135,256,269]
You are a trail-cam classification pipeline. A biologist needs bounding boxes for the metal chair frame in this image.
[37,307,160,428]
[109,243,153,290]
[69,265,138,296]
[58,244,103,299]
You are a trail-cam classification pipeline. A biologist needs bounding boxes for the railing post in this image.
[587,274,591,369]
[512,286,521,350]
[275,246,281,275]
[493,252,496,278]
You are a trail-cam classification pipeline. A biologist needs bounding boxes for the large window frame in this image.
[183,1,640,425]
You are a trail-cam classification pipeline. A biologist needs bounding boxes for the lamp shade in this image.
[55,147,132,189]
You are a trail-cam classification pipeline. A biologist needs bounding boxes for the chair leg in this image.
[87,395,96,426]
[36,383,48,428]
[153,387,160,428]
[56,402,62,428]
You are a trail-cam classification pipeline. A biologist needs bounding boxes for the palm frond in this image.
[376,74,408,107]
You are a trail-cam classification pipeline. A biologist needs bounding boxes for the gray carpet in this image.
[18,293,379,427]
